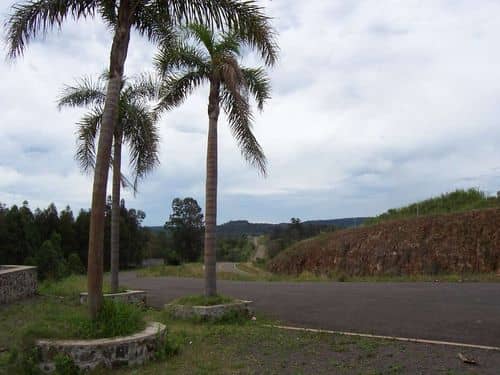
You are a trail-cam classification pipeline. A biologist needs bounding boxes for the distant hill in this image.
[146,217,369,237]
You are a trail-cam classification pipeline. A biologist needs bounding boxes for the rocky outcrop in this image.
[268,209,500,276]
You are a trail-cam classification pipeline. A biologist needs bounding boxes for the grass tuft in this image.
[172,294,234,306]
[74,300,145,339]
[38,274,125,298]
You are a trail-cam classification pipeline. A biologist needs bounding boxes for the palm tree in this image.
[58,74,160,293]
[5,0,277,318]
[156,24,276,296]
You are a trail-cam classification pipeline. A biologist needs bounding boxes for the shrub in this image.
[35,234,68,280]
[155,333,182,360]
[74,300,145,339]
[67,253,84,275]
[18,347,41,375]
[54,354,79,375]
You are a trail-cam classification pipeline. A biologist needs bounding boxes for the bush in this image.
[17,347,42,375]
[35,233,68,280]
[67,253,84,275]
[155,333,182,360]
[54,354,79,375]
[74,300,145,339]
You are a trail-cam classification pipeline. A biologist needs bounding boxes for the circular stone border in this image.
[79,290,147,306]
[36,322,166,373]
[165,299,254,320]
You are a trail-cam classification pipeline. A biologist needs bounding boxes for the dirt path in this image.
[121,271,500,348]
[250,236,267,261]
[216,262,249,275]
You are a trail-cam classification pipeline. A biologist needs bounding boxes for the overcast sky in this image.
[1,0,500,226]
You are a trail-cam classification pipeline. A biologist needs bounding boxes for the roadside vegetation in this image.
[2,277,497,374]
[38,274,124,297]
[365,188,500,225]
[139,262,500,283]
[0,287,145,373]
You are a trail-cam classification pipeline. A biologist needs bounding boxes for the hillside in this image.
[146,217,369,237]
[365,188,500,225]
[268,208,500,276]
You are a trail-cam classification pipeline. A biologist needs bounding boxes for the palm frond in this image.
[121,102,160,192]
[185,23,214,54]
[97,0,116,28]
[155,41,209,76]
[57,76,106,109]
[234,17,279,67]
[220,85,267,175]
[75,107,102,173]
[214,31,240,56]
[241,67,271,111]
[133,2,177,48]
[5,0,97,59]
[157,70,208,112]
[153,0,278,65]
[122,73,161,103]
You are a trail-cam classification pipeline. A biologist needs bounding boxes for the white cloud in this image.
[1,0,500,224]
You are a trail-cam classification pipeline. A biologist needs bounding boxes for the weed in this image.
[172,294,234,306]
[74,300,145,339]
[54,354,80,375]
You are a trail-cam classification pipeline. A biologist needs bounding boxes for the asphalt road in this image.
[121,271,500,347]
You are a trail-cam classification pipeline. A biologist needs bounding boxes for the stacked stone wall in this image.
[0,265,37,304]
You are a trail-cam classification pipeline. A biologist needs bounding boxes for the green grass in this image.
[236,262,272,276]
[39,274,126,298]
[1,278,497,374]
[138,263,256,281]
[0,298,144,344]
[75,300,145,339]
[365,188,500,225]
[172,295,234,306]
[138,263,500,283]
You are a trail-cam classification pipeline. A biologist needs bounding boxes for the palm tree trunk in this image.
[110,131,123,293]
[87,1,133,319]
[204,79,220,297]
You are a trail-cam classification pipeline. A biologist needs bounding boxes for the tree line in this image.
[0,200,147,280]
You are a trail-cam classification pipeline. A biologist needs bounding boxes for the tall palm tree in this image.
[58,74,160,293]
[156,24,276,296]
[5,0,277,318]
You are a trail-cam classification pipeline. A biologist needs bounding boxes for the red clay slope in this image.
[268,208,500,276]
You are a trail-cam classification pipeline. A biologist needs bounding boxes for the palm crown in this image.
[58,74,160,190]
[155,23,273,174]
[5,0,277,64]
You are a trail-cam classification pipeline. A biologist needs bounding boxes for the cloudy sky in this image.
[1,0,500,226]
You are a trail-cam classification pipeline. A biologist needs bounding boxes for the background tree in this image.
[59,206,77,258]
[6,0,277,318]
[0,201,148,278]
[156,23,276,296]
[165,198,204,262]
[58,73,160,293]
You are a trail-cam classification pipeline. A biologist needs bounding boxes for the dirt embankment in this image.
[268,208,500,276]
